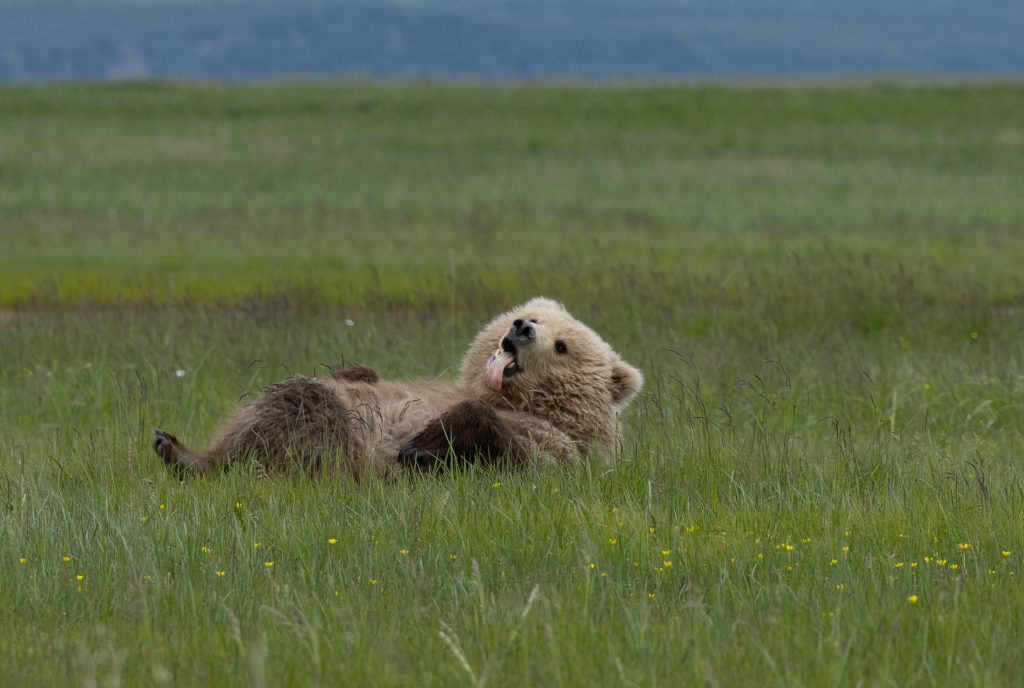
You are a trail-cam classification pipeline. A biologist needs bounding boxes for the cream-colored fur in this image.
[153,297,643,475]
[460,297,644,455]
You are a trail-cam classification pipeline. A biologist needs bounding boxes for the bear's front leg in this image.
[398,400,525,470]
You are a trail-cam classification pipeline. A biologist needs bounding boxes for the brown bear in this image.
[153,297,643,475]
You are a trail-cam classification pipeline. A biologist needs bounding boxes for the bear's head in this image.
[460,297,644,453]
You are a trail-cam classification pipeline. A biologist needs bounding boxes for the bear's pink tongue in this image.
[485,349,516,391]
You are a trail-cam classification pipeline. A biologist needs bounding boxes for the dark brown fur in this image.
[398,399,525,469]
[155,376,355,475]
[330,364,379,384]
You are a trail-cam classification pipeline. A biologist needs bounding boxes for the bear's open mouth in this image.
[485,338,521,391]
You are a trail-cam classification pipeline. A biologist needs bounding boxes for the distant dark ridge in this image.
[2,1,1024,81]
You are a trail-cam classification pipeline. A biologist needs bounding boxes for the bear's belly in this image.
[333,379,468,470]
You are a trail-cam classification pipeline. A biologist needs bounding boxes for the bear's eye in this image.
[555,340,568,355]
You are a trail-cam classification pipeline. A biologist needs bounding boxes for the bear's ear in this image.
[609,358,644,409]
[522,297,566,312]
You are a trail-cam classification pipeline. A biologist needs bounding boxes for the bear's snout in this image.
[510,318,536,343]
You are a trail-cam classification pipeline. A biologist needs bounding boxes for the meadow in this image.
[1,81,1022,686]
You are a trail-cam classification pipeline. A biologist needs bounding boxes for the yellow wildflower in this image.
[328,538,337,545]
[215,571,225,577]
[894,562,904,569]
[159,503,165,511]
[908,594,919,604]
[949,563,958,570]
[62,555,71,563]
[661,549,670,556]
[663,561,672,568]
[841,546,849,553]
[75,574,84,582]
[264,561,274,569]
[959,543,971,550]
[399,549,409,556]
[757,552,764,560]
[830,558,838,566]
[588,562,596,570]
[19,557,28,564]
[1001,550,1011,557]
[647,592,656,599]
[608,538,618,545]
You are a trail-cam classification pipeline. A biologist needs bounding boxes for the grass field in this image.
[1,81,1023,686]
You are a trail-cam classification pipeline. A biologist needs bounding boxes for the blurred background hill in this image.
[2,0,1023,82]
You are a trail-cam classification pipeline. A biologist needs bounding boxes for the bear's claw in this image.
[398,442,438,470]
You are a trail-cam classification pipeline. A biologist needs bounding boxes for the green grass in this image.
[1,81,1022,686]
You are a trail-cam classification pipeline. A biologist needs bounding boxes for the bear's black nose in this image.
[511,318,536,341]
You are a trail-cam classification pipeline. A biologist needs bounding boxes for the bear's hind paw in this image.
[153,428,178,465]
